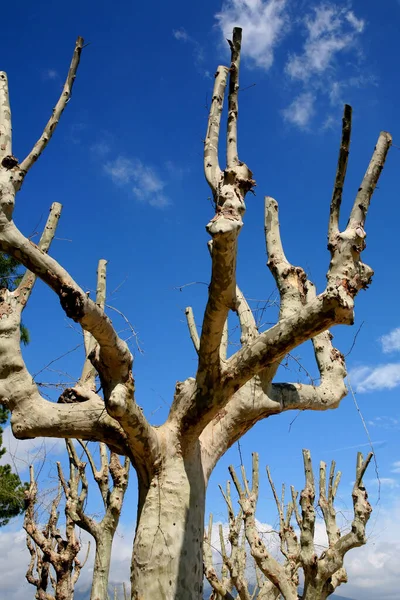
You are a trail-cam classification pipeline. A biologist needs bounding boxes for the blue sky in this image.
[1,0,400,598]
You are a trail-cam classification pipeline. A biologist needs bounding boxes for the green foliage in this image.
[0,464,29,527]
[0,254,30,526]
[0,253,22,289]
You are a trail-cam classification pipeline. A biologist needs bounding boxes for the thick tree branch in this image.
[15,202,62,310]
[234,285,258,344]
[333,452,372,557]
[328,104,352,242]
[327,131,392,303]
[0,222,158,475]
[0,222,132,382]
[226,28,241,168]
[19,37,84,175]
[198,27,255,383]
[204,66,229,193]
[299,450,317,570]
[349,132,392,227]
[185,306,200,354]
[80,259,107,389]
[0,71,12,158]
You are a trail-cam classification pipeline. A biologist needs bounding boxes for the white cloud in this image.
[391,461,400,474]
[215,0,289,69]
[173,27,189,42]
[41,68,59,81]
[380,327,400,353]
[90,141,111,158]
[282,92,315,128]
[104,157,170,208]
[349,363,400,393]
[366,477,399,490]
[367,416,399,431]
[342,501,400,600]
[0,426,66,475]
[172,27,207,75]
[346,10,365,33]
[286,4,365,82]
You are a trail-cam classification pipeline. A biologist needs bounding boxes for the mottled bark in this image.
[91,529,114,600]
[0,27,390,599]
[131,445,205,599]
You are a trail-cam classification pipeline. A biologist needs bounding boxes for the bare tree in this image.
[204,451,372,600]
[24,465,88,600]
[0,27,391,598]
[60,439,130,600]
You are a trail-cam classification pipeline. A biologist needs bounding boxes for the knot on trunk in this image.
[1,155,19,169]
[59,285,85,320]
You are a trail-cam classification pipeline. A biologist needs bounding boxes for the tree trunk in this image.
[54,571,73,600]
[131,449,206,600]
[90,529,114,600]
[301,580,328,600]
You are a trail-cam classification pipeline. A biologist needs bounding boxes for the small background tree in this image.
[204,451,372,600]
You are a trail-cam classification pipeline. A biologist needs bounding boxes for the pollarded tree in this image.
[0,28,391,599]
[24,463,87,600]
[204,451,373,600]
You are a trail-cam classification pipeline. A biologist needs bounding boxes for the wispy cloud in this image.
[349,363,400,393]
[172,27,209,77]
[0,426,65,475]
[366,477,399,489]
[173,28,189,42]
[286,4,364,82]
[380,327,400,353]
[282,2,365,128]
[41,68,59,81]
[391,461,400,474]
[215,0,289,70]
[104,157,170,208]
[282,92,315,129]
[90,141,112,158]
[330,440,386,453]
[68,122,87,145]
[215,2,368,129]
[368,416,399,431]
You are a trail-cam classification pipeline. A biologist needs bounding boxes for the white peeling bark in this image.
[0,71,12,158]
[131,443,205,599]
